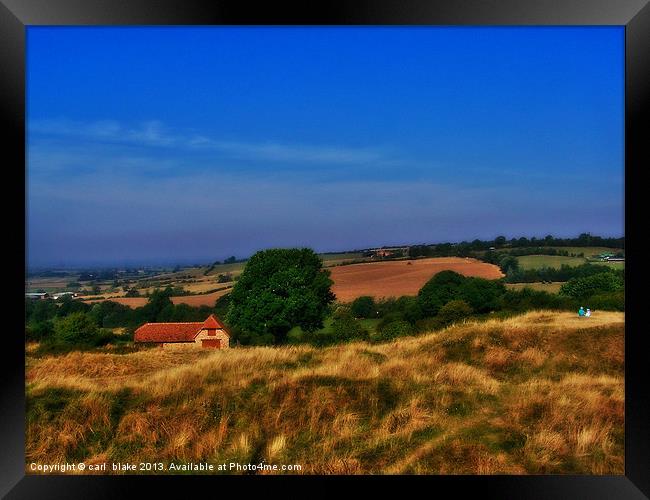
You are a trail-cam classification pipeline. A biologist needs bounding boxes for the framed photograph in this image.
[2,0,648,497]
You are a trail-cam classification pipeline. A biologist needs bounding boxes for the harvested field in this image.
[330,257,503,302]
[83,297,149,308]
[171,290,231,307]
[83,289,231,309]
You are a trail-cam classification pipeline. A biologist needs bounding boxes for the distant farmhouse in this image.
[598,252,625,262]
[26,291,79,300]
[134,314,230,349]
[368,246,410,259]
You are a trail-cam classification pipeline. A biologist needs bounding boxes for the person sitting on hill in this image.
[578,306,585,317]
[585,308,592,318]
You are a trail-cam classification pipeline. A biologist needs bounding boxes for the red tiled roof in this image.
[134,315,229,343]
[203,314,224,329]
[135,322,203,343]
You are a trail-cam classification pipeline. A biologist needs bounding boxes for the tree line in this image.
[26,244,624,351]
[408,233,623,259]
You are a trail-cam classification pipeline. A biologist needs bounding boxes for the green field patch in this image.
[517,255,586,270]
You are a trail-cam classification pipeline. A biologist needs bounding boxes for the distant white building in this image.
[25,292,49,300]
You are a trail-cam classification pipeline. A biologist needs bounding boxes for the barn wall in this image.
[160,329,230,349]
[162,342,199,349]
[195,329,230,348]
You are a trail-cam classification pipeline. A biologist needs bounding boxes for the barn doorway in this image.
[201,339,221,349]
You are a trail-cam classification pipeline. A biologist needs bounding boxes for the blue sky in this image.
[27,27,624,267]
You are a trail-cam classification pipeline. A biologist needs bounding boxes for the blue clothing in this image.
[578,308,585,316]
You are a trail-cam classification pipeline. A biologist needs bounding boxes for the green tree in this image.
[499,255,520,276]
[350,296,376,318]
[559,272,623,300]
[217,273,233,283]
[375,320,413,341]
[56,295,90,317]
[331,313,369,342]
[226,248,335,344]
[494,236,507,247]
[26,320,54,342]
[140,288,174,322]
[27,299,58,323]
[53,312,99,345]
[437,300,474,325]
[417,270,466,316]
[457,278,506,313]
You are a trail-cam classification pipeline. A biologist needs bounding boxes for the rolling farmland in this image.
[329,257,504,302]
[83,289,231,309]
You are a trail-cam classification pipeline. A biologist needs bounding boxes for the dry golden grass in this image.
[26,310,624,475]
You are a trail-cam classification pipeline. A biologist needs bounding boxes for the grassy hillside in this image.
[26,311,623,475]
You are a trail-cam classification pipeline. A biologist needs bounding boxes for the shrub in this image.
[457,278,506,313]
[374,320,413,342]
[376,313,404,333]
[437,300,474,325]
[332,303,352,319]
[418,271,466,316]
[308,332,337,347]
[588,291,625,311]
[26,299,58,323]
[91,329,117,347]
[330,313,369,342]
[415,317,445,333]
[418,271,505,316]
[559,272,624,300]
[217,273,233,283]
[26,320,54,342]
[499,288,576,312]
[52,312,99,346]
[350,296,377,318]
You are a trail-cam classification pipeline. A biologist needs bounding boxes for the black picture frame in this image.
[2,1,647,498]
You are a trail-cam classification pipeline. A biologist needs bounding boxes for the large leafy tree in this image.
[226,248,335,344]
[418,270,505,316]
[53,312,99,345]
[417,270,466,316]
[559,272,624,300]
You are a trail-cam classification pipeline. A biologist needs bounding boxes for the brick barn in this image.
[134,314,230,349]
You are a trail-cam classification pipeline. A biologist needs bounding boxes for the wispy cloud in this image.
[29,118,392,166]
[27,168,624,266]
[30,119,176,147]
[187,137,386,164]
